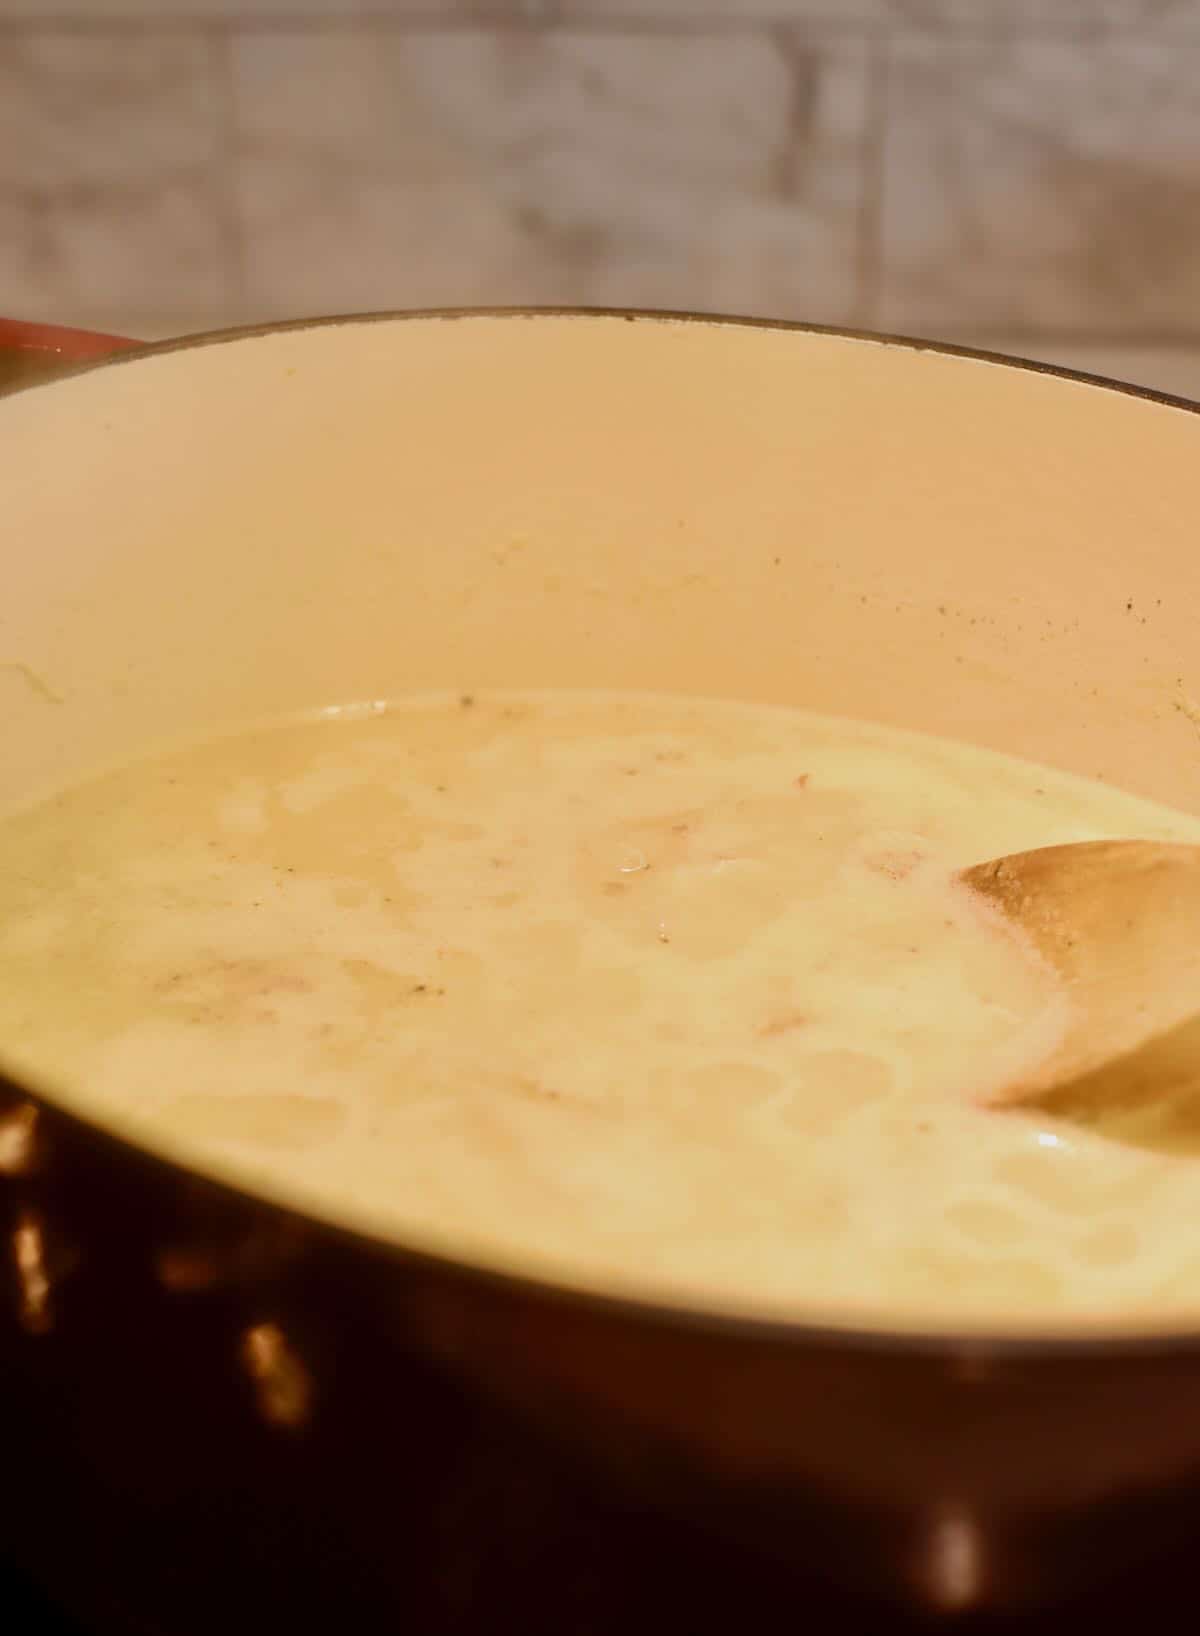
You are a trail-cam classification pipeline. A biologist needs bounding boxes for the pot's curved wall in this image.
[3,315,1198,819]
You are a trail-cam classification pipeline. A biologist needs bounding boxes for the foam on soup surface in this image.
[2,690,1200,1329]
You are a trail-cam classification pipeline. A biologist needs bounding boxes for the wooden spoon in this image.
[959,839,1200,1106]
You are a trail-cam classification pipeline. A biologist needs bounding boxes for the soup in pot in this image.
[2,689,1199,1328]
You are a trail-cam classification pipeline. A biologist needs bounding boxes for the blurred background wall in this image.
[3,0,1200,393]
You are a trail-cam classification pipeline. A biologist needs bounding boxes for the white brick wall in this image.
[2,0,1200,393]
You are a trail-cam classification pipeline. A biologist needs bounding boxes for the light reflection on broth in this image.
[2,689,1200,1329]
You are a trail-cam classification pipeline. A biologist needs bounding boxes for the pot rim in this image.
[11,303,1200,419]
[7,303,1200,1363]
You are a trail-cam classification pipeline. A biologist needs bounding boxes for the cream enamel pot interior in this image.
[3,310,1200,1628]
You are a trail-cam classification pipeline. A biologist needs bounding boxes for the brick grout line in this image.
[853,28,888,327]
[0,14,870,34]
[1,12,1199,37]
[206,18,249,323]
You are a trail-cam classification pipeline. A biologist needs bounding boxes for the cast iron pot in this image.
[3,311,1200,1630]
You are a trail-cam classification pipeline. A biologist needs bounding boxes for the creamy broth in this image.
[3,690,1200,1329]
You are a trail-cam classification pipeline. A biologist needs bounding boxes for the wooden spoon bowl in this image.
[961,839,1200,1106]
